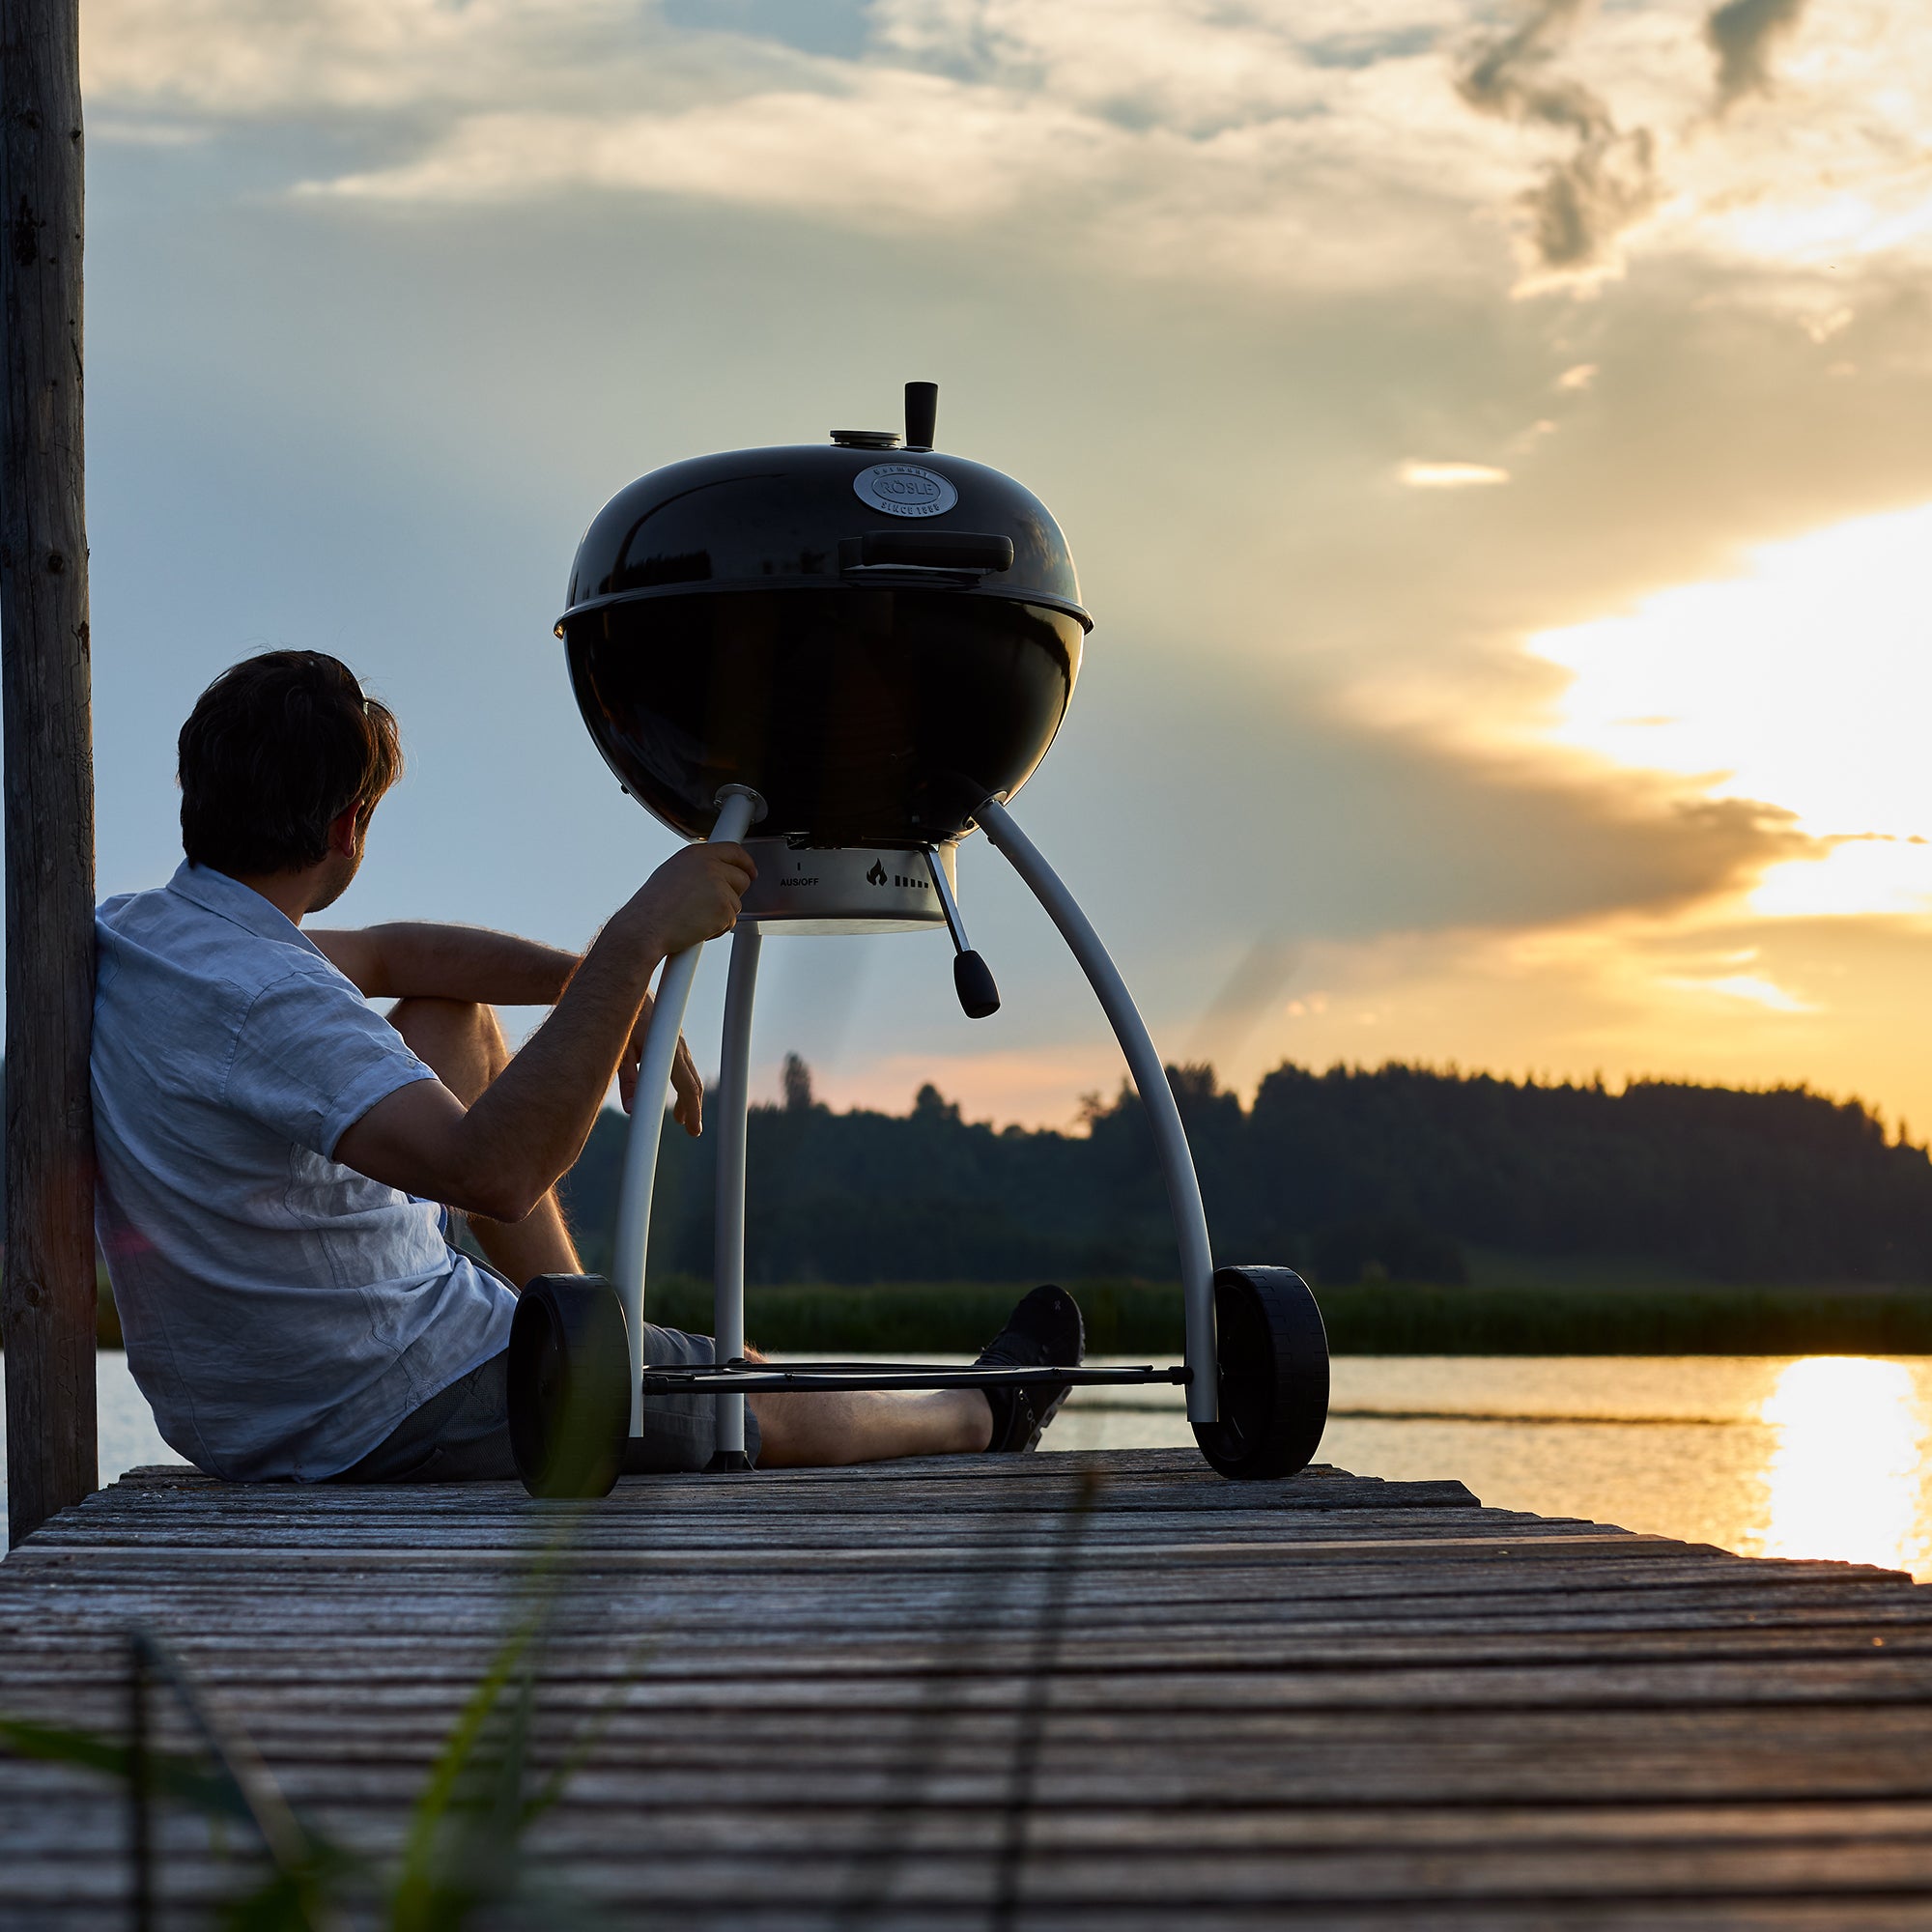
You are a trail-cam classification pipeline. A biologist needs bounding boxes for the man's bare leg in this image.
[754,1287,1082,1466]
[760,1286,1080,1466]
[389,997,581,1288]
[749,1380,994,1467]
[395,997,1009,1466]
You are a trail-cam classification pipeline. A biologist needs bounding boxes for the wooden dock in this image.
[5,1446,1932,1926]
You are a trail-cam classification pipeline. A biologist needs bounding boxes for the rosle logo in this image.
[852,463,959,520]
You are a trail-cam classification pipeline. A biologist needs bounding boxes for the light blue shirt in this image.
[91,862,516,1481]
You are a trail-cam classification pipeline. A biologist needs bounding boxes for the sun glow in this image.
[1528,503,1932,919]
[1751,1356,1931,1574]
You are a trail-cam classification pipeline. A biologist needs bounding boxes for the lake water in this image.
[7,1352,1932,1579]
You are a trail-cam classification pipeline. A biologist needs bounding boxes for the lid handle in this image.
[839,531,1012,574]
[905,381,938,451]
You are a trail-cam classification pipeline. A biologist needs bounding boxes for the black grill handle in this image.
[953,950,1001,1020]
[839,531,1014,574]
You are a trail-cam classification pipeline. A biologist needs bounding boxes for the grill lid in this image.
[555,382,1090,635]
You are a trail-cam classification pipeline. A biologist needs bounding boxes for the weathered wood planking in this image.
[6,1447,1932,1926]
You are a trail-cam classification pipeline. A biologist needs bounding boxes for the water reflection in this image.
[29,1353,1932,1577]
[1051,1354,1932,1579]
[1750,1355,1931,1574]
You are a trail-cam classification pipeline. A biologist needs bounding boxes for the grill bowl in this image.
[564,586,1083,844]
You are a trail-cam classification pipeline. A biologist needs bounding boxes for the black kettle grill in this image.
[558,381,1087,849]
[507,384,1330,1497]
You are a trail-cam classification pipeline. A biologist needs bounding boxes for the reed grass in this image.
[641,1274,1932,1358]
[82,1270,1932,1357]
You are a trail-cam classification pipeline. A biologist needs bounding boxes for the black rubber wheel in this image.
[506,1273,631,1499]
[1191,1264,1329,1480]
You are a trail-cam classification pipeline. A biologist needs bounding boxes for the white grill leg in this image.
[611,785,764,1436]
[972,795,1219,1425]
[709,922,761,1466]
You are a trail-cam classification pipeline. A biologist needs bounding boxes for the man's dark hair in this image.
[179,651,402,875]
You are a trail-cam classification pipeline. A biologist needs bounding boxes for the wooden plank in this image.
[14,1833,1932,1912]
[0,1531,1691,1563]
[9,1628,1932,1692]
[8,1586,1931,1632]
[0,1542,1903,1590]
[5,1571,1913,1630]
[17,1658,1932,1743]
[105,1447,1309,1486]
[86,1454,1466,1507]
[20,1792,1932,1853]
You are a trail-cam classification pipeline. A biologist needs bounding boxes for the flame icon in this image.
[866,859,888,886]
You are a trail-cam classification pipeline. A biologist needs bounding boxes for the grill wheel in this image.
[1192,1265,1331,1480]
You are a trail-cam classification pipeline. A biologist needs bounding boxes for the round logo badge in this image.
[852,463,958,520]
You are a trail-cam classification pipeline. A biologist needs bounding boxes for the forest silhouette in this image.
[559,1057,1932,1290]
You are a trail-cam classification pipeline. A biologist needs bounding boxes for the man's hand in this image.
[607,846,750,1128]
[616,842,756,957]
[620,995,705,1135]
[608,842,753,1138]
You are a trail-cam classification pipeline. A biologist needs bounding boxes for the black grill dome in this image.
[557,384,1090,845]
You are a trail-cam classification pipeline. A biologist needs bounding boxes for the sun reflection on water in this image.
[1750,1356,1931,1574]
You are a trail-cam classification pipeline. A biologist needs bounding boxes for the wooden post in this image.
[1,0,95,1546]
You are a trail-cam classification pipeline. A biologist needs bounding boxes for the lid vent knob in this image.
[905,381,938,452]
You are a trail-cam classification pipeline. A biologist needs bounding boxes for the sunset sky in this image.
[72,0,1932,1133]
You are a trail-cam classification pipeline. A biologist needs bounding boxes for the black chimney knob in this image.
[905,381,938,451]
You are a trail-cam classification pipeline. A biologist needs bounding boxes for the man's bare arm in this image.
[311,923,580,1005]
[315,915,706,1136]
[331,845,753,1220]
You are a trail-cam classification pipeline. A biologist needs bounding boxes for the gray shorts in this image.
[331,1323,759,1483]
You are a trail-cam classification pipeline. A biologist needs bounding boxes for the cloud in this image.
[1400,460,1511,487]
[1455,0,1660,288]
[308,78,1131,227]
[1707,0,1814,110]
[1664,970,1815,1011]
[1556,360,1598,389]
[1075,642,1814,961]
[1797,305,1854,343]
[68,0,1932,310]
[79,1,1500,292]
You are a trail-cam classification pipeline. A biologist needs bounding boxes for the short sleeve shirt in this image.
[91,863,516,1481]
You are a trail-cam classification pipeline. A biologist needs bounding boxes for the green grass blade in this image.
[0,1713,248,1821]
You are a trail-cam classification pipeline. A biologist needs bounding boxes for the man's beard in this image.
[306,846,364,913]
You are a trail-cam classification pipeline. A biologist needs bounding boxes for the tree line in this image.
[557,1056,1932,1289]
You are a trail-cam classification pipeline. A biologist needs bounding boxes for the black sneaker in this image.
[975,1285,1085,1453]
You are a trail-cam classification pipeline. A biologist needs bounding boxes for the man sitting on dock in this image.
[90,651,1084,1485]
